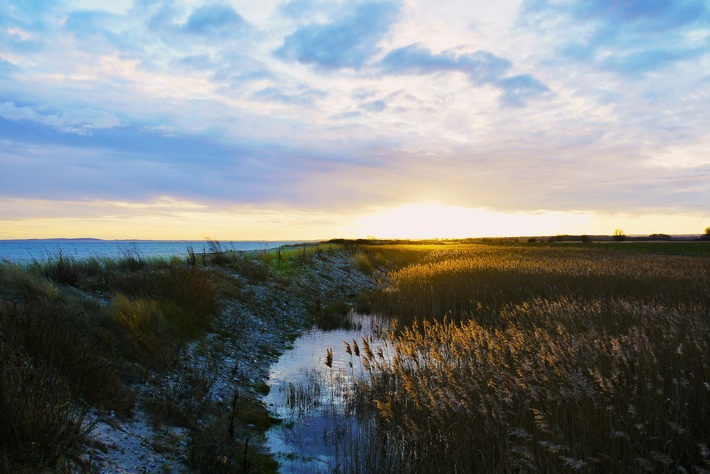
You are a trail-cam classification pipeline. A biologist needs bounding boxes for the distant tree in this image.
[649,234,672,241]
[703,227,710,240]
[613,229,626,242]
[581,234,590,243]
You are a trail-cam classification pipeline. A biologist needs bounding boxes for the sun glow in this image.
[353,203,594,239]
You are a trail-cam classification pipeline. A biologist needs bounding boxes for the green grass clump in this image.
[109,265,220,332]
[0,261,59,301]
[353,252,375,276]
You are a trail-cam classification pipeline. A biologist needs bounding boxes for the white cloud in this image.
[6,27,34,41]
[1,0,709,237]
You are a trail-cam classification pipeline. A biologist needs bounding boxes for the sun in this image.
[355,203,488,239]
[352,203,597,239]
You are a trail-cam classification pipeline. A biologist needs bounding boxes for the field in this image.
[337,242,710,473]
[1,239,709,473]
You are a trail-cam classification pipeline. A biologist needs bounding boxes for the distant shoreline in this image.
[0,239,318,264]
[0,238,316,242]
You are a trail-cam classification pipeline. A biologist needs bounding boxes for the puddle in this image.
[263,313,382,473]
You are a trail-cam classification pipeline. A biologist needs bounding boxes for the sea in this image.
[0,239,310,265]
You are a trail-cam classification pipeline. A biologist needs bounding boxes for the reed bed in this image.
[344,243,710,473]
[373,244,709,324]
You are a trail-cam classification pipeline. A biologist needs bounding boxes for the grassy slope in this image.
[0,243,375,473]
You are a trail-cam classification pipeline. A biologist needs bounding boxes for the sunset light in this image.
[353,204,586,239]
[1,0,708,239]
[2,2,710,472]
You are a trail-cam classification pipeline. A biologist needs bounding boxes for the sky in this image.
[1,0,709,240]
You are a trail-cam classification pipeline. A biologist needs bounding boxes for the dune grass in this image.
[0,250,225,469]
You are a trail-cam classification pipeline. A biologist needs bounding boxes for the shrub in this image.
[145,359,215,429]
[189,395,279,474]
[230,255,271,282]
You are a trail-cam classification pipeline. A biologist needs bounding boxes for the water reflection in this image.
[264,312,381,473]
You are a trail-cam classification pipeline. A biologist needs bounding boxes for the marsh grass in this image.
[373,244,710,324]
[109,266,219,345]
[589,240,710,256]
[335,243,710,473]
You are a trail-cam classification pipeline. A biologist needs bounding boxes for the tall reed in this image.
[345,243,710,473]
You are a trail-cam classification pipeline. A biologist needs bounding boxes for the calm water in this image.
[0,239,306,264]
[264,313,383,473]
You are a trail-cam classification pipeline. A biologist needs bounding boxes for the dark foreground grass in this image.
[0,252,224,470]
[0,299,120,469]
[331,243,710,473]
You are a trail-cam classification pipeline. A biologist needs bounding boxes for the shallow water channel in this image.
[263,313,381,473]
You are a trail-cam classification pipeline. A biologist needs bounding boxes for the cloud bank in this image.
[0,0,709,237]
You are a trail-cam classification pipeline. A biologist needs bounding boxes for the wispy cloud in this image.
[252,85,327,105]
[523,0,710,74]
[380,44,549,105]
[0,0,708,237]
[0,101,122,134]
[0,57,19,76]
[276,0,400,68]
[381,45,512,83]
